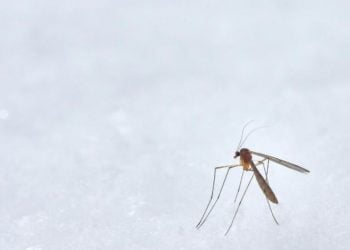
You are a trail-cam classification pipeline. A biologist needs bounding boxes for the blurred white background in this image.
[0,0,349,249]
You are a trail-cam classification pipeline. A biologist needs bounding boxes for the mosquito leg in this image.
[197,165,240,229]
[196,164,240,229]
[233,170,245,203]
[263,159,270,183]
[266,159,269,181]
[195,167,220,228]
[262,160,279,225]
[224,172,254,236]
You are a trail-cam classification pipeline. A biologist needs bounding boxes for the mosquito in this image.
[196,122,310,235]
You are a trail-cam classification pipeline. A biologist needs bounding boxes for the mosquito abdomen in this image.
[250,160,279,204]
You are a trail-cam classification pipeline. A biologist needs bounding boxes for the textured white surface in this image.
[1,1,350,249]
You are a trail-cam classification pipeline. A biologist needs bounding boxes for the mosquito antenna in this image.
[236,120,254,151]
[238,126,268,149]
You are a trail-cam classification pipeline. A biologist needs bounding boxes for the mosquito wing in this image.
[250,151,310,173]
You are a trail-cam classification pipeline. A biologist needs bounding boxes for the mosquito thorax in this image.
[240,148,250,153]
[239,148,252,161]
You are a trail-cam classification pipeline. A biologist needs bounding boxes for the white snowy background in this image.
[1,0,350,249]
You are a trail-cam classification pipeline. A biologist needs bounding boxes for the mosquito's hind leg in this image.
[225,172,254,236]
[196,164,240,229]
[262,159,279,225]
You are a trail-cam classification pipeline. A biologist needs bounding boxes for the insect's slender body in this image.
[237,148,278,204]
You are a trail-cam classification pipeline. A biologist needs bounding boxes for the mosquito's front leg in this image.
[196,164,241,229]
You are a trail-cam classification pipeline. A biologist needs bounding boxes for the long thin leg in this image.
[196,164,240,228]
[224,172,254,236]
[262,159,269,182]
[264,159,270,182]
[196,167,230,229]
[234,170,245,203]
[197,165,241,229]
[262,160,279,225]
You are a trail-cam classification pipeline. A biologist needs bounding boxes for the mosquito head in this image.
[234,151,240,159]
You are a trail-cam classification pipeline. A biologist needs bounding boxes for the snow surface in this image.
[1,1,350,249]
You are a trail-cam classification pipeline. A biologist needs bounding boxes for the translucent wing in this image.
[250,151,310,173]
